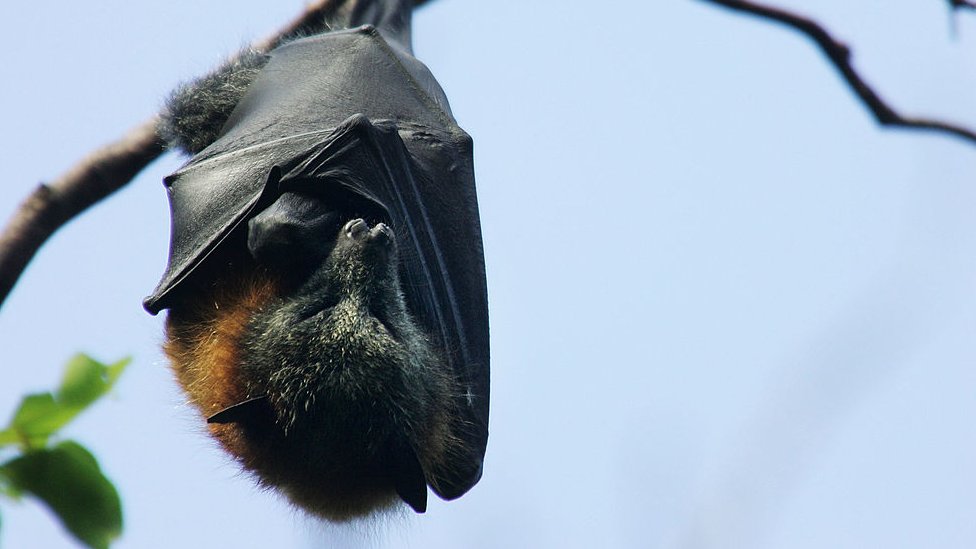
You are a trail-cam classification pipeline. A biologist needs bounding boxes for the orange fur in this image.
[163,272,279,459]
[163,273,407,520]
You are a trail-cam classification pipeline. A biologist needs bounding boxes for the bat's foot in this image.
[343,219,393,247]
[343,218,369,239]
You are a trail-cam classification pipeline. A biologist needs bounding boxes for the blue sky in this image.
[2,1,976,547]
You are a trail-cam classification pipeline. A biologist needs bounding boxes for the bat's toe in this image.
[344,218,369,240]
[344,219,394,250]
[370,223,394,246]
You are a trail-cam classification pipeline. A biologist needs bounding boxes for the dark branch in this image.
[948,0,976,36]
[0,0,364,310]
[949,0,976,12]
[699,0,976,146]
[0,120,165,309]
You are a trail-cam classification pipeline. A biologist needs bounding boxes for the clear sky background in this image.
[1,1,975,548]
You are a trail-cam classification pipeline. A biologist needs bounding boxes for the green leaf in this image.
[0,427,20,447]
[0,468,18,499]
[0,441,122,549]
[1,355,130,451]
[57,355,129,409]
[7,394,65,449]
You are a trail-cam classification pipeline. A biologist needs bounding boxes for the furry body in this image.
[165,220,459,519]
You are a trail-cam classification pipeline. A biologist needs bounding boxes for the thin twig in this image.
[947,0,976,36]
[949,0,976,12]
[0,0,357,310]
[698,0,976,146]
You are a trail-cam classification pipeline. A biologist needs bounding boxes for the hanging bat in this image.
[144,0,488,520]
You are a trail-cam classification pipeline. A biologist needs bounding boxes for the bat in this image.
[144,0,488,520]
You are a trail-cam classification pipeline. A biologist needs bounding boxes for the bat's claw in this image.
[370,223,393,245]
[344,218,369,239]
[207,395,271,425]
[343,219,394,249]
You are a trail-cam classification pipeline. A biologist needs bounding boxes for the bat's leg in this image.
[345,0,415,50]
[159,50,269,155]
[159,0,429,156]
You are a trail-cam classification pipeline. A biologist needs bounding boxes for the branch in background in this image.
[0,0,357,311]
[698,0,976,146]
[0,120,165,309]
[949,0,976,12]
[947,0,976,36]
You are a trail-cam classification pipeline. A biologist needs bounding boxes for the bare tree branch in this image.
[699,0,976,146]
[949,0,976,12]
[0,0,366,311]
[0,120,165,309]
[948,0,976,36]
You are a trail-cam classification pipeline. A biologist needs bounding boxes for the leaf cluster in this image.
[0,354,128,549]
